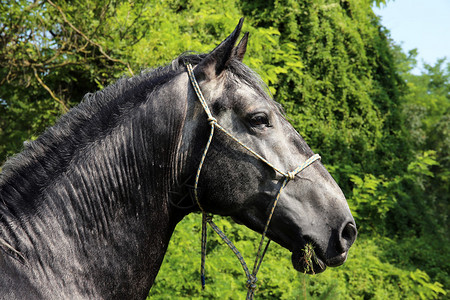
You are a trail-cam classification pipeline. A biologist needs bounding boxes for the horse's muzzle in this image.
[291,219,357,274]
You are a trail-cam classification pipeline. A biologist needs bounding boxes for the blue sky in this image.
[373,0,450,74]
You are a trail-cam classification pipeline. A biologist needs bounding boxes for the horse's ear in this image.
[233,32,249,62]
[195,18,244,80]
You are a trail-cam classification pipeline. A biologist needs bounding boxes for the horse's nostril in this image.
[340,221,357,251]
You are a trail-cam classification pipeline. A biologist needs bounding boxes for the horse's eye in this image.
[249,113,270,128]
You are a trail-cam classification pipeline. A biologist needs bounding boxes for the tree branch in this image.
[32,67,69,112]
[46,0,134,76]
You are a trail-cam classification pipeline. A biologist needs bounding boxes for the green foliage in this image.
[149,216,446,299]
[1,0,449,298]
[379,236,450,295]
[348,173,397,233]
[148,214,300,299]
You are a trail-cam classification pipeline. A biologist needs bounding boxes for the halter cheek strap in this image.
[186,64,320,299]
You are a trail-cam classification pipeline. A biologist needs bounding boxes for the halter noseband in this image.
[186,64,321,299]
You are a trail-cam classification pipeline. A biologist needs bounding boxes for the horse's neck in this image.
[0,81,191,297]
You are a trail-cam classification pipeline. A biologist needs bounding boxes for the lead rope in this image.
[186,64,321,299]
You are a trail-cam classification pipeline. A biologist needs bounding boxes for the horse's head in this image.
[184,19,357,274]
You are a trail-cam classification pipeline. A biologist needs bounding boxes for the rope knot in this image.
[207,117,217,125]
[205,214,213,222]
[287,171,296,181]
[246,275,258,290]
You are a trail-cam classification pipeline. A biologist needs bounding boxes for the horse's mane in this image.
[0,52,275,215]
[0,54,199,185]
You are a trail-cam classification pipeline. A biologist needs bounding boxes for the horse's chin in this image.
[291,247,350,274]
[291,250,327,274]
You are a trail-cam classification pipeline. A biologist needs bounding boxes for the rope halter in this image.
[186,64,321,299]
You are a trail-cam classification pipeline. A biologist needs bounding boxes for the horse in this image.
[0,19,357,299]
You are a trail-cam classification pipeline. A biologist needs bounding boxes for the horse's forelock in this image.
[225,60,285,116]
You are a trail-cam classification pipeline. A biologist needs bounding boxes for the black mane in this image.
[0,52,271,198]
[0,54,204,209]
